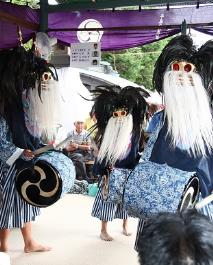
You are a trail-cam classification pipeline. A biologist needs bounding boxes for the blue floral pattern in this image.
[139,113,163,162]
[37,151,76,196]
[123,161,195,218]
[124,112,196,218]
[107,168,131,204]
[0,117,18,163]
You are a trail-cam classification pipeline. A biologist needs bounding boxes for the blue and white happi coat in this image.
[0,117,40,229]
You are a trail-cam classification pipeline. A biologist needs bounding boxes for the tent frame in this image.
[40,0,197,33]
[48,0,200,12]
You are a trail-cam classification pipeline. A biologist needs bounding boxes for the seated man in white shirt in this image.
[65,119,94,182]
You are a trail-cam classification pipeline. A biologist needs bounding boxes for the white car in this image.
[56,67,161,130]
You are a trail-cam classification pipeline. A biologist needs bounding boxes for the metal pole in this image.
[181,19,187,35]
[39,0,48,32]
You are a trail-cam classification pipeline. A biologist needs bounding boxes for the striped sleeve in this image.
[0,117,23,165]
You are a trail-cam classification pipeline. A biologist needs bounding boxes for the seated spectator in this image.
[66,119,93,159]
[137,210,213,265]
[65,119,94,182]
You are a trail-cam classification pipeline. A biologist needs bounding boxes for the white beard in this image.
[97,114,133,165]
[163,71,213,157]
[25,80,62,142]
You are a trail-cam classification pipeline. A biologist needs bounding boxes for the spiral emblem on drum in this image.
[16,160,62,207]
[178,175,199,212]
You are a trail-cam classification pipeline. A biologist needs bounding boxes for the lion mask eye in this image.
[112,109,128,118]
[42,72,52,81]
[171,61,195,73]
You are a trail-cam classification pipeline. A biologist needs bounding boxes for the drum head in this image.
[16,159,62,208]
[178,175,199,212]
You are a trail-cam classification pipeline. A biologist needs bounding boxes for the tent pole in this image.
[39,0,48,32]
[181,19,187,35]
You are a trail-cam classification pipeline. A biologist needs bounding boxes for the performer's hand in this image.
[23,149,34,160]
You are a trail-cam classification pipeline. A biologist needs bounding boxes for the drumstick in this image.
[33,135,73,156]
[195,193,213,210]
[33,144,55,156]
[54,135,73,149]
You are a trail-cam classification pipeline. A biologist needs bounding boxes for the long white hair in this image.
[163,70,213,157]
[97,114,133,165]
[24,80,62,142]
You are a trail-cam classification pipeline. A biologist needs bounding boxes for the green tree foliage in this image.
[11,0,39,8]
[10,0,38,48]
[102,37,173,91]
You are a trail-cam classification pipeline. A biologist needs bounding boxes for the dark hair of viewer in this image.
[138,210,213,265]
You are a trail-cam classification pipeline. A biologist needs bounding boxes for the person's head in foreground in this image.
[138,210,213,265]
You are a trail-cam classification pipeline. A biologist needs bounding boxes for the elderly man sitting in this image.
[65,119,94,182]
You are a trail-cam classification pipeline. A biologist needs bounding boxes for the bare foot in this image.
[24,241,52,253]
[100,231,113,241]
[122,228,132,236]
[0,245,9,252]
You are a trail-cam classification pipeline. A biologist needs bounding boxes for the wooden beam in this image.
[0,10,38,31]
[48,0,198,12]
[47,22,213,32]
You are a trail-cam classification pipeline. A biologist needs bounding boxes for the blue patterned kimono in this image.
[91,135,140,222]
[0,114,40,229]
[135,111,213,250]
[148,111,213,203]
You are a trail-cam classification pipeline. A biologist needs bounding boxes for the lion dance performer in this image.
[134,35,213,249]
[91,85,149,241]
[0,32,75,252]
